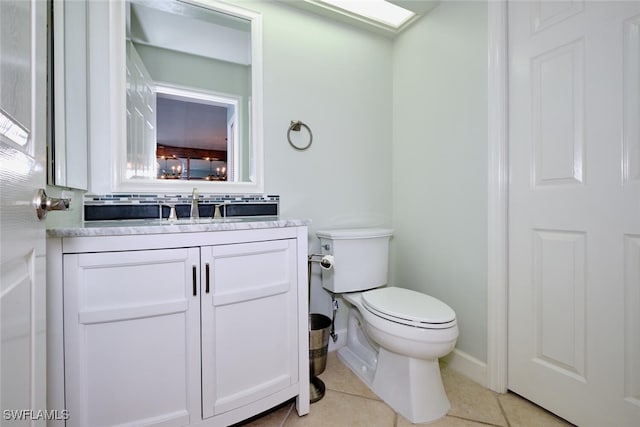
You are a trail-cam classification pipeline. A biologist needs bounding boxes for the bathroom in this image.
[51,0,489,377]
[2,0,638,426]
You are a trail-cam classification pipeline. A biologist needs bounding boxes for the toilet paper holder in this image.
[308,253,333,270]
[308,254,338,346]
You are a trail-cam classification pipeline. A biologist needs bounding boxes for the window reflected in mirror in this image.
[126,0,250,182]
[153,87,238,181]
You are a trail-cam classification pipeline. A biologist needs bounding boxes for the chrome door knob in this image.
[33,188,70,220]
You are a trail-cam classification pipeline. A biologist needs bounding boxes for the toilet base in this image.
[372,348,450,423]
[337,346,450,424]
[337,345,376,386]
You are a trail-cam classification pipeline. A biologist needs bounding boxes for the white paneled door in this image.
[0,0,47,425]
[508,1,640,426]
[126,41,156,180]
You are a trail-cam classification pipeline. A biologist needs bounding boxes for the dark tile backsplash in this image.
[84,194,279,221]
[84,204,161,221]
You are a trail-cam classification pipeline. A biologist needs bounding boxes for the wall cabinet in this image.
[47,226,309,427]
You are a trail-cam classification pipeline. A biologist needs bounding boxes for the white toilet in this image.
[316,228,458,424]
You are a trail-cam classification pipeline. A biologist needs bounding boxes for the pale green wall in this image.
[391,1,488,363]
[45,186,84,228]
[231,1,394,316]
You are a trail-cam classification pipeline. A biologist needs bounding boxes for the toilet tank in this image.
[316,228,393,293]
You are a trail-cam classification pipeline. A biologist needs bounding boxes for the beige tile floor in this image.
[237,352,575,427]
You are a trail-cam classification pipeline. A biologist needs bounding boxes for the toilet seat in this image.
[362,287,456,329]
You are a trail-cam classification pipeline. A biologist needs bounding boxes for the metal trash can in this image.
[309,313,331,403]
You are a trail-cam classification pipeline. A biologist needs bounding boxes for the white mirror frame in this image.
[110,0,263,194]
[50,0,89,190]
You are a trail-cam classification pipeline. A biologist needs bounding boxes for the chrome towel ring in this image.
[287,120,313,151]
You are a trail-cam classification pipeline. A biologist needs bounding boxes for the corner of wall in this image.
[441,348,488,389]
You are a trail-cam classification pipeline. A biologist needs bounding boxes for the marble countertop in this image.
[47,217,311,237]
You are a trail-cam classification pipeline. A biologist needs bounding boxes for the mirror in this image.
[115,0,263,193]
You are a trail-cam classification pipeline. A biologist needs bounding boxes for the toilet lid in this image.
[362,287,456,329]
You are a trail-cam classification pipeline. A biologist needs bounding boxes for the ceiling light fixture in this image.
[307,0,416,30]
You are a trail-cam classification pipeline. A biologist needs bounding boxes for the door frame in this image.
[487,0,509,394]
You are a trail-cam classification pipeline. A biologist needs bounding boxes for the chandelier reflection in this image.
[159,156,183,179]
[205,157,227,181]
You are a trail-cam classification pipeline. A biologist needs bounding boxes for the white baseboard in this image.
[441,348,488,388]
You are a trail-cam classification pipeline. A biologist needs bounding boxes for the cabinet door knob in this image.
[205,263,210,294]
[192,265,197,296]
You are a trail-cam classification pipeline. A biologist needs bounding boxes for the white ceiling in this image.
[129,0,251,65]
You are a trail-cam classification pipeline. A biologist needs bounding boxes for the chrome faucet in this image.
[162,204,178,221]
[213,202,228,219]
[190,188,199,219]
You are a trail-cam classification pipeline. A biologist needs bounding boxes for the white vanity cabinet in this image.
[63,247,201,427]
[47,225,310,427]
[200,239,299,419]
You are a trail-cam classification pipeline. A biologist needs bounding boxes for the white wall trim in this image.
[442,349,488,388]
[487,0,509,394]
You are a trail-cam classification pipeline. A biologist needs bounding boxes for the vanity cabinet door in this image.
[200,239,299,418]
[63,248,201,427]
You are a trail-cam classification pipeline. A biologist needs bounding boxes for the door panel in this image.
[0,0,47,423]
[531,38,584,186]
[532,229,586,380]
[126,41,156,179]
[623,15,639,183]
[508,2,640,426]
[624,235,640,407]
[623,12,640,411]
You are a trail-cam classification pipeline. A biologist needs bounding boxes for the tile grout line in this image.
[321,387,397,426]
[447,413,509,427]
[324,387,508,427]
[324,386,384,403]
[495,393,512,427]
[280,401,295,427]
